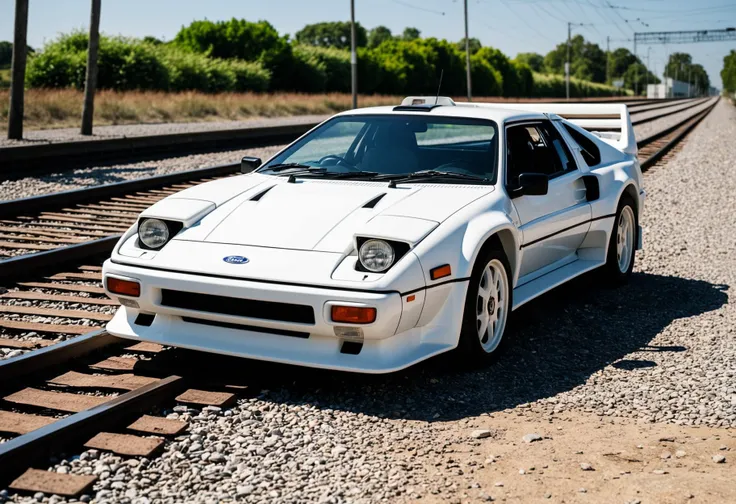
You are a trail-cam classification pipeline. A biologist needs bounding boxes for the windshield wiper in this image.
[261,163,318,172]
[298,170,380,179]
[373,170,490,184]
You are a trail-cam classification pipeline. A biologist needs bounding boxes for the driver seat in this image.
[361,123,419,174]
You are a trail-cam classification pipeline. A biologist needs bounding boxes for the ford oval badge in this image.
[223,255,249,265]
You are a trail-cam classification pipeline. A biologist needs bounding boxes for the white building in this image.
[647,78,694,99]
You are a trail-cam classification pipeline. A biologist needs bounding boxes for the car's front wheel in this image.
[457,246,512,364]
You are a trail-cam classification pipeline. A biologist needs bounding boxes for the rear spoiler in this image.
[459,102,637,156]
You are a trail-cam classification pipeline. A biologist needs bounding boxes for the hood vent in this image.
[362,193,386,209]
[250,186,275,201]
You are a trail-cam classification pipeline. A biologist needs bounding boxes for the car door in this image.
[505,120,591,282]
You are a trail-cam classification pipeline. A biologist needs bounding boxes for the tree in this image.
[544,35,606,83]
[368,26,392,48]
[402,27,421,41]
[0,41,34,68]
[514,52,544,72]
[295,21,367,50]
[722,50,736,94]
[623,62,659,93]
[455,37,481,55]
[173,18,293,89]
[664,53,709,93]
[608,48,638,83]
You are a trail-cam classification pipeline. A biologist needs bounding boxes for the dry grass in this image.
[0,89,401,131]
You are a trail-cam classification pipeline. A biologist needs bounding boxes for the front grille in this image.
[182,317,310,339]
[160,289,315,325]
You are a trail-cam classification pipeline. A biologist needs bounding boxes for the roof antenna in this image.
[434,69,444,105]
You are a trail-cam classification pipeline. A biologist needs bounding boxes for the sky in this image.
[1,0,735,88]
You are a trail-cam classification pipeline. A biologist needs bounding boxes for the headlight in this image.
[358,239,395,273]
[139,218,170,249]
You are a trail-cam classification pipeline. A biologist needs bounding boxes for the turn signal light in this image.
[331,305,377,324]
[106,277,141,297]
[430,264,452,280]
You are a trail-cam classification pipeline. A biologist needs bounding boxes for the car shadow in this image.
[166,272,728,422]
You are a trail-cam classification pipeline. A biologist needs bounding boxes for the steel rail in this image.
[0,330,120,392]
[0,98,680,178]
[638,98,719,170]
[0,120,319,177]
[0,374,184,487]
[631,97,711,126]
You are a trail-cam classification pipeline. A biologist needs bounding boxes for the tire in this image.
[602,194,637,285]
[456,245,513,365]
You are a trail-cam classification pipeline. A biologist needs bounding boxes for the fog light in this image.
[331,305,376,324]
[334,326,364,342]
[106,277,140,297]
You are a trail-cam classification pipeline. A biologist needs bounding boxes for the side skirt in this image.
[511,256,604,310]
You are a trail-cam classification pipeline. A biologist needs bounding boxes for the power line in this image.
[390,0,446,16]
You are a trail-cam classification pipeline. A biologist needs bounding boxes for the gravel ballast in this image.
[0,145,285,201]
[0,116,327,148]
[3,100,736,503]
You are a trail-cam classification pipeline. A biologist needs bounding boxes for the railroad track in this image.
[0,326,250,497]
[0,98,686,177]
[0,96,721,499]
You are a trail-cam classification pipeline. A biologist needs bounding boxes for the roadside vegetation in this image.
[723,50,736,101]
[1,18,665,130]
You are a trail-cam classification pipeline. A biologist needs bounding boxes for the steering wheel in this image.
[318,154,359,171]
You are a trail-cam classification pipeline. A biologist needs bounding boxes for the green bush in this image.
[173,18,292,90]
[470,54,502,97]
[26,33,270,93]
[531,72,624,98]
[292,45,350,92]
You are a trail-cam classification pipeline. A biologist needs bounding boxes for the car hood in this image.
[167,174,494,252]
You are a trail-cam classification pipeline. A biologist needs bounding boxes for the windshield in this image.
[259,114,499,183]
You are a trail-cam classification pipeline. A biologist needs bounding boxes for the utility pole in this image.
[606,36,610,85]
[633,36,638,96]
[464,0,472,101]
[350,0,357,109]
[566,22,571,100]
[7,0,29,140]
[81,0,102,136]
[645,46,651,96]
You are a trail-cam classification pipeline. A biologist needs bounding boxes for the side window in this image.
[506,121,577,185]
[538,121,577,176]
[562,123,602,167]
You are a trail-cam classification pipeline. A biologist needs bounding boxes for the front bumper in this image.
[103,260,463,373]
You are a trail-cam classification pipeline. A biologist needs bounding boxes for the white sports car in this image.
[103,96,645,373]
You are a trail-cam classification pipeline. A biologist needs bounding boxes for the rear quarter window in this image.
[562,123,602,167]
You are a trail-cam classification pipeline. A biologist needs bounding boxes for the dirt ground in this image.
[406,411,734,504]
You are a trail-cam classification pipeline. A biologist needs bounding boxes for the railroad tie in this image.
[48,371,158,391]
[176,389,236,408]
[125,341,164,353]
[128,414,188,436]
[0,410,56,435]
[0,337,54,349]
[3,387,110,413]
[84,432,164,458]
[9,469,96,498]
[89,356,139,372]
[0,320,101,335]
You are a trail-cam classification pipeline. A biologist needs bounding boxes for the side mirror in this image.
[241,156,262,174]
[510,173,548,198]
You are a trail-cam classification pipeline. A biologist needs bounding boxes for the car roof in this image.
[332,103,549,124]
